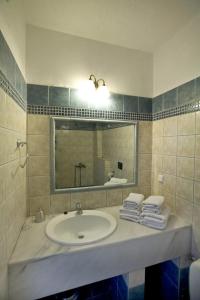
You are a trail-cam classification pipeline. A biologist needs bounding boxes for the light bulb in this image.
[78,79,96,102]
[96,85,110,100]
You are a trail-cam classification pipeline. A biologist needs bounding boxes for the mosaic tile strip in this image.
[27,104,152,121]
[153,99,200,120]
[0,70,26,111]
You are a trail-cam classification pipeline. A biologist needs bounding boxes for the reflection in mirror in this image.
[51,118,137,192]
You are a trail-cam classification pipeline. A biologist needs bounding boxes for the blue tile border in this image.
[27,76,200,121]
[27,104,152,121]
[0,31,27,111]
[0,70,26,111]
[152,99,200,120]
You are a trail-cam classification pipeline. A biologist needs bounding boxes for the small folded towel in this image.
[110,177,128,184]
[140,218,167,230]
[104,177,128,186]
[142,195,164,207]
[120,207,140,216]
[140,206,170,221]
[142,206,162,214]
[123,193,144,209]
[120,214,140,223]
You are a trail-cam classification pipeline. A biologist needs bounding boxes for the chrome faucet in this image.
[75,202,83,215]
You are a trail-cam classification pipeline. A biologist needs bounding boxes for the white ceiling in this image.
[24,0,200,52]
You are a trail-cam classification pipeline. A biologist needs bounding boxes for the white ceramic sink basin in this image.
[46,210,117,245]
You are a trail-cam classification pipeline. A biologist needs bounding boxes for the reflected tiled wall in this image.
[102,125,135,182]
[56,130,95,188]
[151,112,200,254]
[27,115,152,215]
[0,87,27,299]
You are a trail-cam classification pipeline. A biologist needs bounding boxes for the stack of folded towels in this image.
[120,193,144,222]
[139,195,170,230]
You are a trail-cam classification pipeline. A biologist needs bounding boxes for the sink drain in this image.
[78,232,84,239]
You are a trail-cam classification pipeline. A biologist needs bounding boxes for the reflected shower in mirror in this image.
[51,117,137,192]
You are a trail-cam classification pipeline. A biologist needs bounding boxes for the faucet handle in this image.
[76,202,81,209]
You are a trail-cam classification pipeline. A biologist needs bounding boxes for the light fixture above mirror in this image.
[79,74,110,103]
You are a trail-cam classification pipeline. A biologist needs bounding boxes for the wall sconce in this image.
[88,74,110,99]
[79,74,110,103]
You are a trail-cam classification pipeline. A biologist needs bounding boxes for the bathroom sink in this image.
[46,210,117,245]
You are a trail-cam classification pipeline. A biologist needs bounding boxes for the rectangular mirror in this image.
[51,117,138,193]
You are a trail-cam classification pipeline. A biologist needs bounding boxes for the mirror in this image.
[51,117,137,192]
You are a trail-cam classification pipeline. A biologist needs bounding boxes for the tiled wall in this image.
[145,258,190,300]
[102,125,135,182]
[151,112,200,254]
[0,30,27,299]
[27,84,152,117]
[56,130,95,188]
[0,88,27,299]
[0,31,27,109]
[27,114,152,215]
[152,76,200,120]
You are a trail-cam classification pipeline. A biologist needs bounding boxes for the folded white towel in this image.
[120,214,140,223]
[110,177,128,184]
[140,218,167,230]
[104,177,128,186]
[141,206,171,221]
[123,193,144,207]
[142,206,161,214]
[120,207,140,216]
[142,195,164,207]
[104,181,118,186]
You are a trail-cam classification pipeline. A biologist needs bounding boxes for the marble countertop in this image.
[8,206,192,300]
[9,206,191,266]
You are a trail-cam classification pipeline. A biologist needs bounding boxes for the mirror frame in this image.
[50,116,138,194]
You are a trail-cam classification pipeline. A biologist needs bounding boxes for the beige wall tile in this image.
[139,121,152,137]
[122,186,140,199]
[29,196,50,215]
[151,172,163,195]
[106,188,123,206]
[195,135,200,158]
[152,120,163,137]
[162,191,176,214]
[176,177,194,202]
[192,204,200,253]
[162,155,176,175]
[162,191,175,213]
[163,117,177,137]
[138,154,152,171]
[28,115,49,135]
[0,128,6,165]
[152,154,163,173]
[177,135,195,157]
[28,156,49,176]
[163,136,177,155]
[138,169,151,186]
[177,113,195,135]
[194,181,200,205]
[195,159,200,181]
[28,135,49,156]
[139,185,151,198]
[175,196,193,223]
[0,87,27,299]
[50,194,71,213]
[162,174,176,195]
[138,133,152,154]
[177,157,194,179]
[28,176,50,197]
[71,190,107,209]
[152,137,163,154]
[196,111,200,134]
[0,89,7,128]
